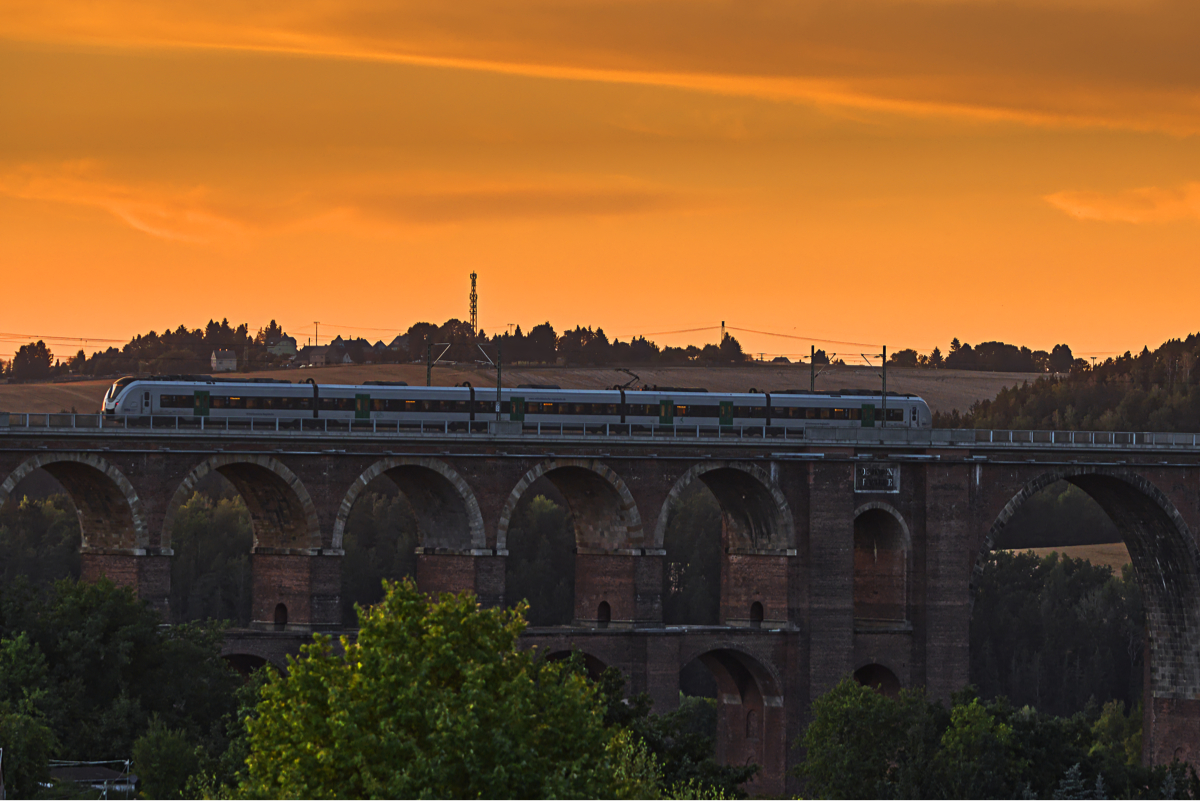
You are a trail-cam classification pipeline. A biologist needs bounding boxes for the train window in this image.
[886,408,903,422]
[911,407,918,423]
[160,395,193,408]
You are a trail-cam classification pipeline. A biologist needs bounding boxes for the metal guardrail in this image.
[3,412,1200,449]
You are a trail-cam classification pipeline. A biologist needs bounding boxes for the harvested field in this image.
[1003,542,1131,573]
[0,363,1033,415]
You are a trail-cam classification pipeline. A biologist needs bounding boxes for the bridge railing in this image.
[3,412,1200,448]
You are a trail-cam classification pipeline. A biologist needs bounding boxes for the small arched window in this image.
[597,601,611,629]
[274,603,288,629]
[750,601,764,628]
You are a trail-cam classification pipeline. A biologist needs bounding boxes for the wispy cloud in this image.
[5,0,1200,133]
[0,162,689,240]
[0,162,240,241]
[1044,183,1200,224]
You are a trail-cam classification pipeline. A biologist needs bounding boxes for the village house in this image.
[210,349,237,372]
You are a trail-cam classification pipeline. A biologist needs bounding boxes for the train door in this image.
[658,399,674,425]
[194,390,210,417]
[355,394,371,420]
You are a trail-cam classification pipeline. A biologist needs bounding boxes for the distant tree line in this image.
[886,340,1082,373]
[937,334,1200,430]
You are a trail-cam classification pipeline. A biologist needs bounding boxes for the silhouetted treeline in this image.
[887,339,1082,373]
[937,334,1200,430]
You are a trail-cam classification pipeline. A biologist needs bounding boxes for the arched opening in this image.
[749,601,764,628]
[163,455,323,629]
[335,457,485,619]
[972,470,1197,763]
[1,455,147,555]
[223,653,269,678]
[499,459,642,628]
[678,647,784,796]
[0,467,82,587]
[274,603,288,629]
[853,506,908,624]
[544,650,608,682]
[656,462,793,628]
[854,663,901,699]
[597,601,611,629]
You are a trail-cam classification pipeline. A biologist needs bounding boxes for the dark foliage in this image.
[339,489,419,625]
[662,485,722,625]
[0,577,241,794]
[937,334,1200,430]
[0,495,81,588]
[579,661,758,797]
[798,677,1193,799]
[971,551,1144,717]
[505,494,575,626]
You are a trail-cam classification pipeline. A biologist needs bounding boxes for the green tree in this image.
[241,580,622,798]
[132,715,202,799]
[0,578,240,771]
[797,676,937,798]
[170,492,253,625]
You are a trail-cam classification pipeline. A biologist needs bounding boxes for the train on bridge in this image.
[102,376,933,430]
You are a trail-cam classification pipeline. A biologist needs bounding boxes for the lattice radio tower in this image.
[469,272,478,336]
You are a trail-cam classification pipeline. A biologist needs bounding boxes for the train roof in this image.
[118,377,925,402]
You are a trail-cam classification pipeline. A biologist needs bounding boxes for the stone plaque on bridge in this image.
[855,464,899,493]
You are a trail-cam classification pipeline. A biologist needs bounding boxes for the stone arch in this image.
[972,467,1200,710]
[653,461,794,552]
[543,649,609,681]
[853,502,910,623]
[678,643,785,796]
[332,457,485,552]
[854,662,902,698]
[162,455,321,552]
[496,458,643,552]
[0,453,149,551]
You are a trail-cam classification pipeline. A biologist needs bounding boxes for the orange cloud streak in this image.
[1045,183,1200,224]
[0,163,690,241]
[5,0,1200,133]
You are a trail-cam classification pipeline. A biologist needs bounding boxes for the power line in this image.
[725,326,881,348]
[0,332,124,344]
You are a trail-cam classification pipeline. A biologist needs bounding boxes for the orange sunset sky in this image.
[2,0,1199,362]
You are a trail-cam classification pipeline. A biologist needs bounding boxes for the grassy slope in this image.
[0,363,1033,415]
[1003,543,1132,573]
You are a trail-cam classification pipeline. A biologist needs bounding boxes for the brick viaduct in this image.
[5,418,1200,795]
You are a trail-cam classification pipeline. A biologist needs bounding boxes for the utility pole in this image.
[314,322,320,347]
[721,320,725,344]
[496,339,503,421]
[810,345,816,391]
[469,272,478,337]
[881,344,887,428]
[427,342,432,387]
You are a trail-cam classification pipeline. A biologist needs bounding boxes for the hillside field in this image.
[1003,543,1132,573]
[0,363,1034,415]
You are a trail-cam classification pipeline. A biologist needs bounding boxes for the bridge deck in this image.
[4,412,1200,453]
